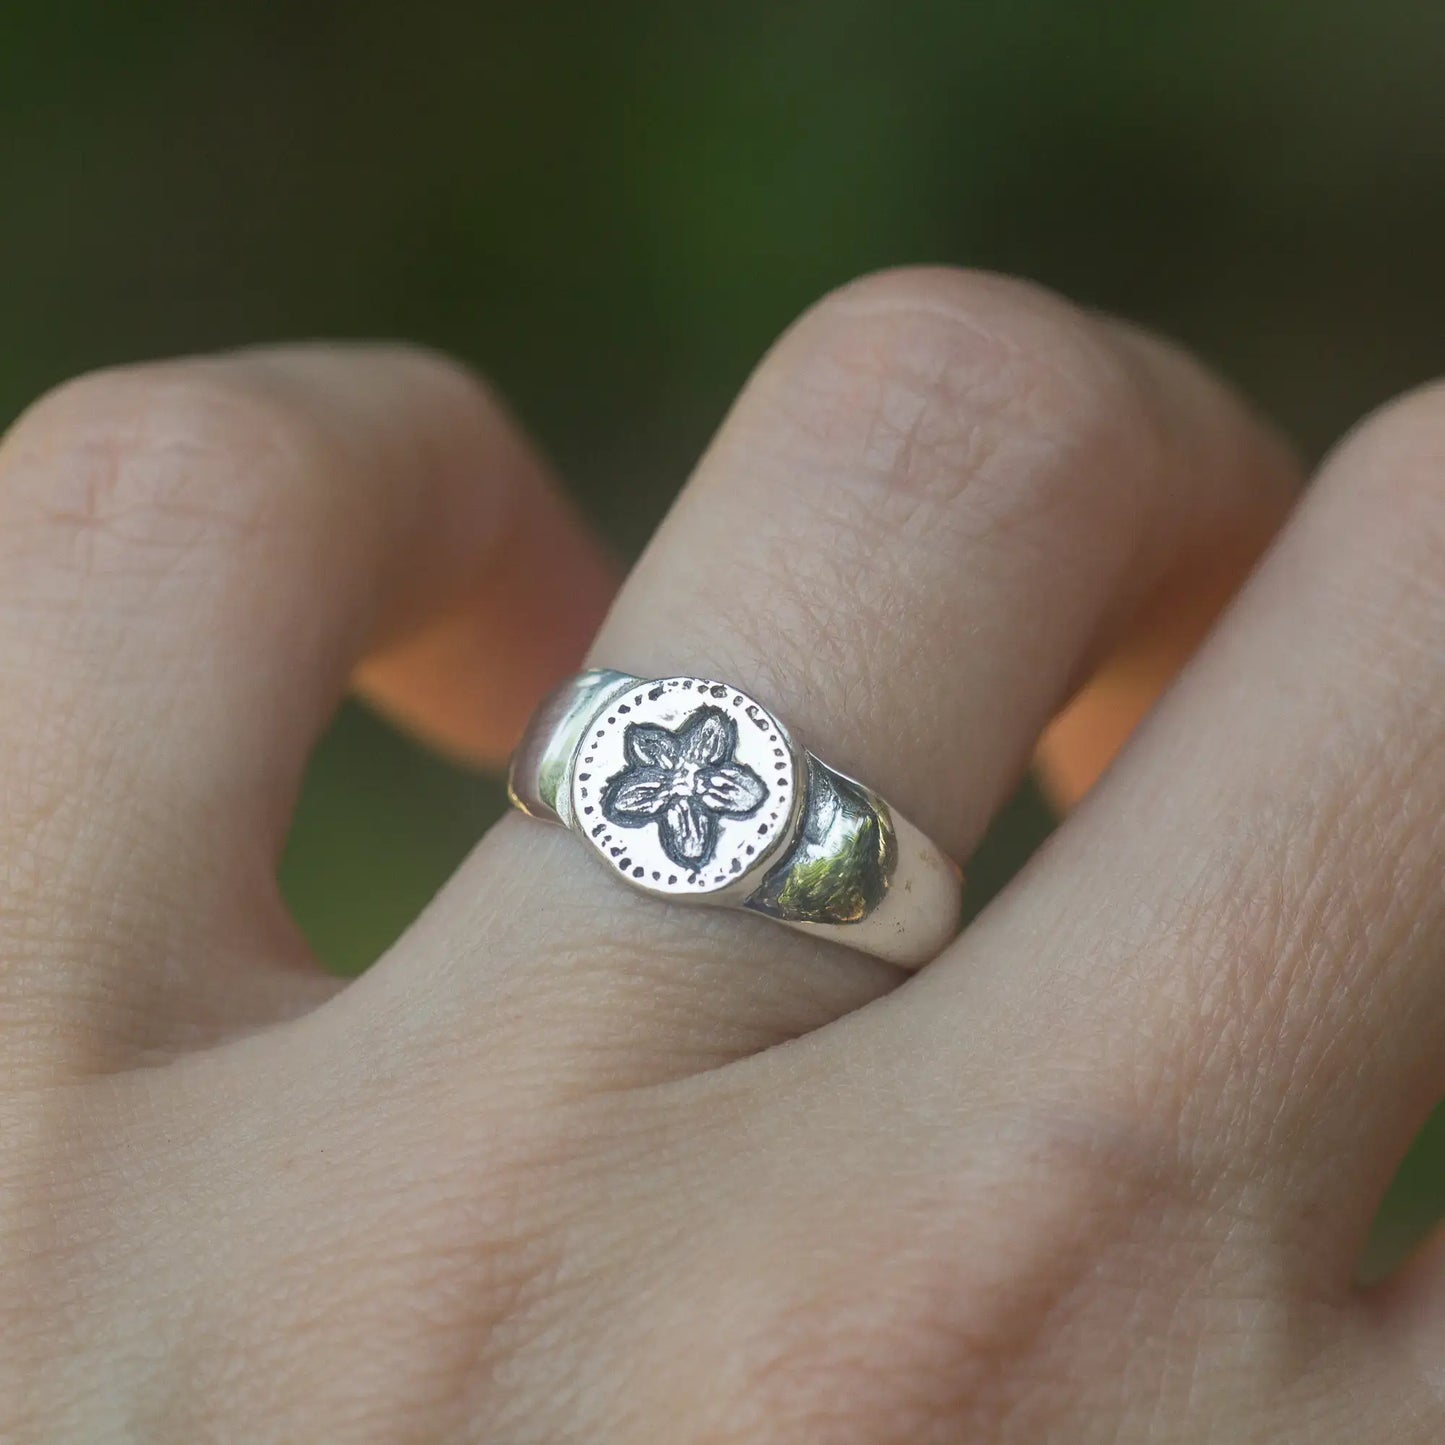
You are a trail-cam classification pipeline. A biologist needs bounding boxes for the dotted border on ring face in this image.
[570,676,799,899]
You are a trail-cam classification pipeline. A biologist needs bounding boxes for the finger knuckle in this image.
[772,266,1159,537]
[1325,379,1445,545]
[0,363,335,571]
[706,1101,1285,1441]
[688,1208,1109,1439]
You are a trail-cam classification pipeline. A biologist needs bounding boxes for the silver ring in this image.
[507,670,963,968]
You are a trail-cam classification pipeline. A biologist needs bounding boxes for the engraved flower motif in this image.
[601,706,769,870]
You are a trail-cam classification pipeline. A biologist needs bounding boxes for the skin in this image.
[0,266,1441,1442]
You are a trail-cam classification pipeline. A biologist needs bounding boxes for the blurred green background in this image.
[2,2,1440,1273]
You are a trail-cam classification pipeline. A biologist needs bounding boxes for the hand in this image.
[3,269,1441,1443]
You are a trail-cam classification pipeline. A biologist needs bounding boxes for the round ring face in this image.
[570,677,799,899]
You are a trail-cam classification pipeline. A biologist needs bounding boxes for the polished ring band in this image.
[508,670,963,968]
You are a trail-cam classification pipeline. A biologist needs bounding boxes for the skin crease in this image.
[0,268,1441,1442]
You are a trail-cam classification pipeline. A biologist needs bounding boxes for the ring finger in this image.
[369,266,1301,1088]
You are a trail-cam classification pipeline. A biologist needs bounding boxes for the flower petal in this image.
[661,795,717,867]
[602,766,674,821]
[680,706,736,766]
[625,723,679,770]
[697,763,767,817]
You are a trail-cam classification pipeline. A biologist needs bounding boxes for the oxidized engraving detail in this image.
[601,706,768,869]
[571,676,799,899]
